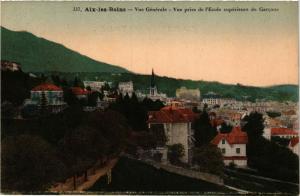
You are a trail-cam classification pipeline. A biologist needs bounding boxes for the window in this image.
[221,148,226,154]
[236,148,240,154]
[222,139,225,144]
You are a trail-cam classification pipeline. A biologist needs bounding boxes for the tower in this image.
[150,68,157,96]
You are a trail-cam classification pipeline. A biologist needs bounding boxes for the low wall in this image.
[159,164,224,185]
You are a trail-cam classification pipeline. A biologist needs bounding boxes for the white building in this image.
[147,106,197,164]
[83,81,111,92]
[263,127,271,140]
[176,87,200,101]
[211,126,248,167]
[26,83,67,114]
[202,92,221,105]
[118,81,134,97]
[1,60,21,72]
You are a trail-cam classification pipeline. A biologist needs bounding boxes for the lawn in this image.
[88,157,234,194]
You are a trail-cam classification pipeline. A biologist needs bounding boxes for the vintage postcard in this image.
[1,1,299,195]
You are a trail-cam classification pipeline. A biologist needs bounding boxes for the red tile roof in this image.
[32,83,62,91]
[289,137,299,147]
[71,87,89,95]
[148,106,198,123]
[271,128,298,136]
[211,126,248,145]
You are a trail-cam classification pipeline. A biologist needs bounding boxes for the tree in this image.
[1,135,66,192]
[242,111,299,182]
[242,112,264,139]
[73,76,84,88]
[1,101,17,119]
[86,86,92,91]
[266,111,281,118]
[142,98,164,111]
[193,144,224,176]
[51,75,61,86]
[102,82,110,91]
[193,111,217,147]
[271,136,290,147]
[84,110,130,154]
[61,126,109,186]
[39,91,48,115]
[63,87,80,106]
[41,73,47,82]
[219,122,233,133]
[168,144,185,165]
[87,91,99,107]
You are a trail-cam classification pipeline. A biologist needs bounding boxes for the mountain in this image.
[1,27,129,73]
[1,27,298,102]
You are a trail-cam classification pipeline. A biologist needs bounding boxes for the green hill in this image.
[41,72,298,102]
[1,27,129,73]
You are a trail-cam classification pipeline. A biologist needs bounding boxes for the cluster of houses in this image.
[6,63,298,167]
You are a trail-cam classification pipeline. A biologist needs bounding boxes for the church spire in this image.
[150,68,157,96]
[151,68,155,87]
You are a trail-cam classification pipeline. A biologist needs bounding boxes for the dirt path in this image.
[49,158,118,193]
[76,158,118,191]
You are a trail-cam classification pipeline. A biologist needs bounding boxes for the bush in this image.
[168,144,185,165]
[228,162,236,169]
[192,144,224,176]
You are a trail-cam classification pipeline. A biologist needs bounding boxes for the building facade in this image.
[270,127,298,139]
[118,81,134,97]
[147,106,197,164]
[27,83,67,113]
[176,87,200,101]
[83,81,111,92]
[211,126,248,167]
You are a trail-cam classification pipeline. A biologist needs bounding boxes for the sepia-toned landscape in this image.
[1,1,299,195]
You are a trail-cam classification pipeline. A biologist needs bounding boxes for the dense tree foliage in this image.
[266,111,281,118]
[1,108,130,192]
[109,94,164,131]
[1,69,41,106]
[242,112,299,182]
[242,112,264,139]
[192,144,224,176]
[219,122,233,133]
[1,135,66,192]
[193,111,217,147]
[271,136,290,147]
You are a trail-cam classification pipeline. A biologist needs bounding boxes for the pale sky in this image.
[1,1,298,86]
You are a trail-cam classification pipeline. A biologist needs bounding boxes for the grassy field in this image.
[88,157,234,194]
